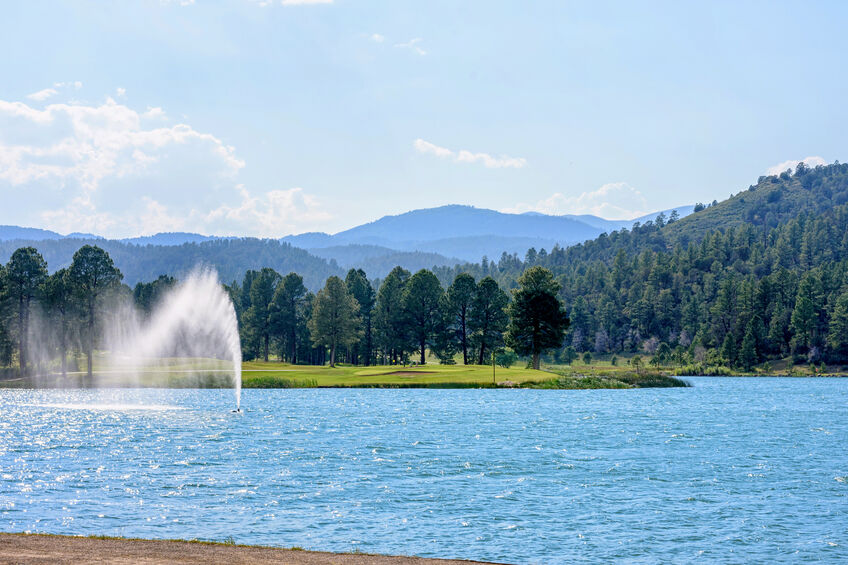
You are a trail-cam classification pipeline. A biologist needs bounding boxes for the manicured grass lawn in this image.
[240,361,547,388]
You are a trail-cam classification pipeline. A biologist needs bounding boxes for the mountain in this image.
[0,204,694,284]
[121,232,219,246]
[0,226,65,241]
[0,226,101,242]
[282,204,694,262]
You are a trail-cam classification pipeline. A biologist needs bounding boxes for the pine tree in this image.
[505,267,569,370]
[444,273,476,364]
[403,270,444,365]
[308,276,361,367]
[6,247,47,375]
[468,276,509,365]
[68,245,122,380]
[826,291,848,362]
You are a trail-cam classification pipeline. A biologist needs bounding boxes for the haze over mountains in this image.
[0,204,693,272]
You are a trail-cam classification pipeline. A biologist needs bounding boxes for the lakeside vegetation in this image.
[2,164,848,384]
[0,358,689,389]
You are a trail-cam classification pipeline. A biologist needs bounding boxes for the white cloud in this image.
[204,186,332,236]
[370,33,385,43]
[53,81,83,89]
[395,38,427,56]
[142,106,166,120]
[0,96,332,238]
[26,88,58,102]
[766,156,827,175]
[280,0,332,4]
[116,87,127,97]
[413,138,526,169]
[504,182,649,220]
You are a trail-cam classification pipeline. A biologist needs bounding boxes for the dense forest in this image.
[1,162,848,377]
[432,162,848,369]
[0,238,341,289]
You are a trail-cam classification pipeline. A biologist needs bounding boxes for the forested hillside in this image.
[0,238,341,289]
[432,162,848,368]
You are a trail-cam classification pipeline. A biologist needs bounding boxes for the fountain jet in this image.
[105,268,242,410]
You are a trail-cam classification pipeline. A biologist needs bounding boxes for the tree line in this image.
[229,265,568,369]
[0,244,570,376]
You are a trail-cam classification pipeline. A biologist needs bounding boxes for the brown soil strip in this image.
[0,534,505,565]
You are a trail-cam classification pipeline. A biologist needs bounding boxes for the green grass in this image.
[0,358,691,389]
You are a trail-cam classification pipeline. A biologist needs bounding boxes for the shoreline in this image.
[0,533,505,565]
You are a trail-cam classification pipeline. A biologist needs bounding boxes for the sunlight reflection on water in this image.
[1,379,847,564]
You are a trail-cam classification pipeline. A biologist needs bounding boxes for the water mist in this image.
[105,269,242,410]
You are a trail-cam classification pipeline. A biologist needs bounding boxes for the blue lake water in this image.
[1,378,846,563]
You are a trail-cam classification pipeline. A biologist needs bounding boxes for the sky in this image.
[1,0,847,238]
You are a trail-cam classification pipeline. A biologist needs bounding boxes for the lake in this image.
[1,378,846,563]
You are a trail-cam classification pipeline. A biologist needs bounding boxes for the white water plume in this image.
[105,268,242,410]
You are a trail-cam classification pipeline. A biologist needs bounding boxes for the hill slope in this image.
[0,238,341,290]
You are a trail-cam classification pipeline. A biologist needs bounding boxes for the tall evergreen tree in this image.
[68,245,122,380]
[444,273,476,364]
[345,269,375,365]
[468,276,509,365]
[505,267,569,370]
[373,266,411,363]
[244,267,281,362]
[6,247,47,374]
[403,269,444,365]
[826,291,848,362]
[308,276,361,367]
[270,272,309,363]
[41,268,74,378]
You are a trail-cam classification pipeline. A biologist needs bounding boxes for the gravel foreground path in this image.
[0,534,503,565]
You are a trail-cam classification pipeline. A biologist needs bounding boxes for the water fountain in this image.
[104,268,242,410]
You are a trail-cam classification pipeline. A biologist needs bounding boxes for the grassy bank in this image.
[0,358,690,389]
[3,354,846,389]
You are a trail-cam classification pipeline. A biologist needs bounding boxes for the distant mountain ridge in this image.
[0,204,692,281]
[284,204,694,262]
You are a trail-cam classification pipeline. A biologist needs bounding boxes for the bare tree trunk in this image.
[460,307,468,365]
[330,343,336,368]
[18,296,26,375]
[87,303,94,382]
[420,338,426,364]
[532,352,540,370]
[263,334,270,362]
[365,317,372,366]
[478,344,485,366]
[60,315,67,378]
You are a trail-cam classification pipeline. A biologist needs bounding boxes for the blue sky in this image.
[1,0,846,237]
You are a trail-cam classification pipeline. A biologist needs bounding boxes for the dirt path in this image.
[0,534,505,565]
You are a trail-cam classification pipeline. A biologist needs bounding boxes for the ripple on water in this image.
[1,380,847,564]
